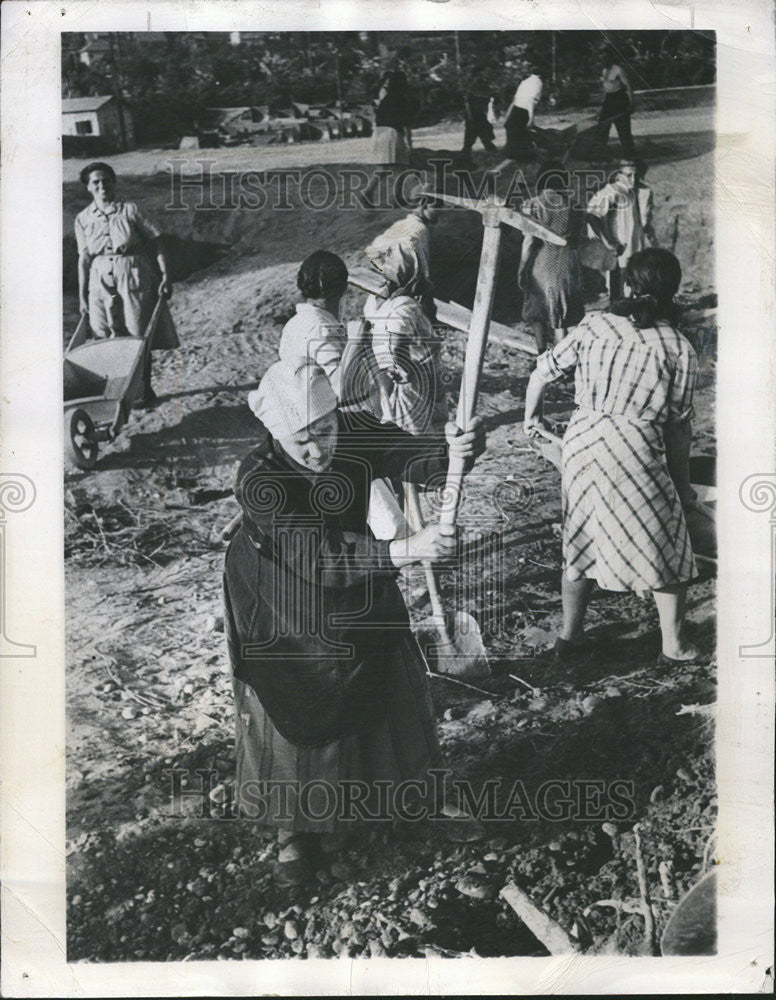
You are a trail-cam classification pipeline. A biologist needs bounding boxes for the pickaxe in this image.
[421,188,566,674]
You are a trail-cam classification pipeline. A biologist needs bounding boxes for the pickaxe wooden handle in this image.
[439,214,502,528]
[427,190,566,526]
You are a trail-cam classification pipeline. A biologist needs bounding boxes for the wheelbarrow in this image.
[63,283,166,469]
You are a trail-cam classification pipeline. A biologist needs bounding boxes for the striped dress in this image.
[536,312,698,592]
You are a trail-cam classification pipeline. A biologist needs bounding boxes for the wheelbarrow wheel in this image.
[68,409,99,470]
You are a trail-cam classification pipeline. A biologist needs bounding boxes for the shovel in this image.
[403,480,490,679]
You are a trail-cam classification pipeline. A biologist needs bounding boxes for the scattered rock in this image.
[455,875,496,900]
[209,783,228,804]
[205,615,224,633]
[121,706,137,720]
[284,919,298,941]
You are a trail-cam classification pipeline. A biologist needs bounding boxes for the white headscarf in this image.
[247,362,337,439]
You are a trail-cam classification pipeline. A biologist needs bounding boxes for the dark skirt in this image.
[503,106,532,160]
[232,633,445,832]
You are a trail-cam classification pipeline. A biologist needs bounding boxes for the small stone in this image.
[121,706,137,720]
[409,906,428,927]
[676,768,692,783]
[483,852,499,862]
[603,686,622,698]
[263,911,278,929]
[205,615,225,633]
[209,784,228,804]
[233,926,249,939]
[284,919,298,941]
[331,938,346,955]
[70,895,82,906]
[580,694,600,715]
[340,921,356,939]
[455,875,496,900]
[183,683,194,696]
[261,933,279,947]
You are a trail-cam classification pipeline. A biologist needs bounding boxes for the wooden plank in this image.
[348,269,537,356]
[500,881,580,954]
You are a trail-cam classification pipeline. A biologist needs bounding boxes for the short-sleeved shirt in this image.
[536,311,697,426]
[512,75,543,117]
[587,181,644,266]
[278,303,348,394]
[74,201,161,261]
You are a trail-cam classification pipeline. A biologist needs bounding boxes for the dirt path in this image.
[64,115,718,960]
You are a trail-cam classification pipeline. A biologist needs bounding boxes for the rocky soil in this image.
[64,109,718,961]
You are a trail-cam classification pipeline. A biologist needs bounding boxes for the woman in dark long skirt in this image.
[224,362,486,883]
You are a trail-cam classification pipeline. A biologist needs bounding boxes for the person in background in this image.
[278,248,405,539]
[364,70,416,208]
[487,67,543,179]
[278,250,371,414]
[523,248,702,670]
[586,158,648,300]
[461,77,498,162]
[363,239,446,436]
[75,161,177,408]
[504,67,543,160]
[518,162,586,354]
[363,183,442,321]
[224,362,486,883]
[594,46,636,158]
[635,157,656,247]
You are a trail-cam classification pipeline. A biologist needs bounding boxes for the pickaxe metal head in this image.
[421,187,567,245]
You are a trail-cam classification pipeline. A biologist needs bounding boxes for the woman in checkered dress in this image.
[523,248,701,666]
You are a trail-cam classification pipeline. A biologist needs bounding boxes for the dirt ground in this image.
[64,107,718,961]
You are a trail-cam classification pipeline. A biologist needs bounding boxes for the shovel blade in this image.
[422,611,490,679]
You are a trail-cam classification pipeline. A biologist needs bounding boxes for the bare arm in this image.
[523,367,548,435]
[664,419,696,506]
[155,243,173,300]
[77,254,91,313]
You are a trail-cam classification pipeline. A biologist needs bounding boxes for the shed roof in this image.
[62,96,115,114]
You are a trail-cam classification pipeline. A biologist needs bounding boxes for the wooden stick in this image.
[633,823,658,955]
[500,881,580,954]
[440,216,502,528]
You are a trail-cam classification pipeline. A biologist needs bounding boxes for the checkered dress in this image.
[537,312,698,591]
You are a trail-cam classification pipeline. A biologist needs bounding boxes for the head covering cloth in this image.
[248,361,337,439]
[365,239,428,301]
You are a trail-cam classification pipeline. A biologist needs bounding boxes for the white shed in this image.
[62,95,135,151]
